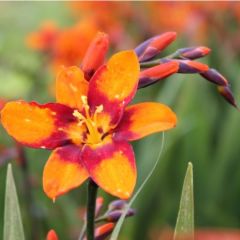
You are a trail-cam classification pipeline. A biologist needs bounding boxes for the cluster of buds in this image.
[90,198,135,240]
[62,198,135,240]
[136,32,238,108]
[46,198,135,240]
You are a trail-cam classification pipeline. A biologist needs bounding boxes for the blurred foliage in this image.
[0,2,239,240]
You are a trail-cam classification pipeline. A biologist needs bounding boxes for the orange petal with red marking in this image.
[88,50,140,127]
[82,138,136,199]
[1,101,76,149]
[43,145,88,200]
[56,66,89,111]
[114,102,177,141]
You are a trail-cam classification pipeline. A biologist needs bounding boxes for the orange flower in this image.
[27,21,59,52]
[1,50,177,201]
[27,21,98,73]
[52,21,97,72]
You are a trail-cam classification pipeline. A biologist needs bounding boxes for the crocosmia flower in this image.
[1,50,177,200]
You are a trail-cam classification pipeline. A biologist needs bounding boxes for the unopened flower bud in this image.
[108,199,126,211]
[178,46,211,60]
[46,229,58,240]
[107,209,136,222]
[200,68,228,86]
[95,197,104,217]
[218,85,238,108]
[81,32,109,80]
[135,32,177,62]
[162,59,209,74]
[139,61,179,88]
[87,223,115,240]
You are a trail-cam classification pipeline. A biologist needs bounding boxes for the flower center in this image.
[73,96,103,144]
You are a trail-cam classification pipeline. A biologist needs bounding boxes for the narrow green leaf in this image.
[174,162,194,240]
[110,133,165,240]
[3,164,25,240]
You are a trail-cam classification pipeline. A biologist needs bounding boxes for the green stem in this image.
[87,179,98,240]
[140,51,180,68]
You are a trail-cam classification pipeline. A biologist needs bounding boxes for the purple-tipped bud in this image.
[135,32,177,62]
[108,200,126,211]
[200,68,228,86]
[161,59,209,74]
[107,209,136,222]
[178,46,211,60]
[218,85,238,108]
[138,61,179,88]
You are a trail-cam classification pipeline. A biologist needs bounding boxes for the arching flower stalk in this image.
[136,32,238,108]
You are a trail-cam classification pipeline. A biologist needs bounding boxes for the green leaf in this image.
[110,133,165,240]
[3,164,25,240]
[174,162,194,240]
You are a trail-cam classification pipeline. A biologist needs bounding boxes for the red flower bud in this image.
[218,85,238,108]
[94,223,115,240]
[136,32,177,62]
[178,46,211,60]
[200,68,228,86]
[46,229,58,240]
[81,32,109,80]
[139,61,179,88]
[161,59,209,73]
[95,197,104,217]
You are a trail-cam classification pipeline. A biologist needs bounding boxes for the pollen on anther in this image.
[96,105,104,113]
[81,95,88,105]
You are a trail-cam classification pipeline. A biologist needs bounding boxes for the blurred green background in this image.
[0,2,239,240]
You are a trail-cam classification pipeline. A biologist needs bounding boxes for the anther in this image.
[95,105,103,113]
[81,95,88,105]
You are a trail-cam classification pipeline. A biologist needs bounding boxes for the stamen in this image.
[94,104,104,123]
[73,110,85,120]
[81,95,88,105]
[72,99,104,144]
[95,105,103,113]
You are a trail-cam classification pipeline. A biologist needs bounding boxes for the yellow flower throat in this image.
[73,96,104,145]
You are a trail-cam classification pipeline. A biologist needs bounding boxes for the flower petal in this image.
[114,102,177,141]
[1,101,78,149]
[56,66,89,111]
[43,145,88,200]
[88,50,140,127]
[82,138,136,199]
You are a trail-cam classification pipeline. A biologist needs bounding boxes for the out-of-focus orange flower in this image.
[52,21,97,72]
[69,2,135,47]
[27,21,59,52]
[27,21,98,73]
[1,48,177,201]
[142,2,240,44]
